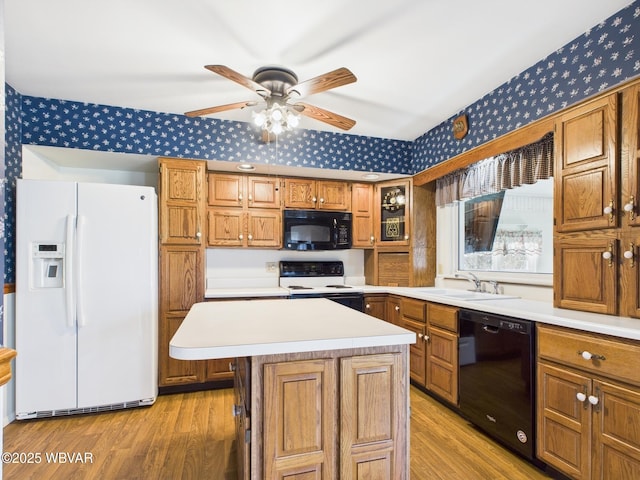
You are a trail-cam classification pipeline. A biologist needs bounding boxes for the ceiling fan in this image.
[185,65,357,134]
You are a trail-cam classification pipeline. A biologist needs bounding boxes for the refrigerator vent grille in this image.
[23,400,154,419]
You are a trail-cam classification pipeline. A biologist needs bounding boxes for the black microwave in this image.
[283,210,352,250]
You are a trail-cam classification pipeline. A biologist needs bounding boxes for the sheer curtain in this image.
[436,132,553,207]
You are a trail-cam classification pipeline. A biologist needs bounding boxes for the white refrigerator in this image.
[16,179,158,419]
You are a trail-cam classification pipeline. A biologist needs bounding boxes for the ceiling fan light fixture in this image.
[253,103,300,136]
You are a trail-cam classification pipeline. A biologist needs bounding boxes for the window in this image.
[457,178,553,274]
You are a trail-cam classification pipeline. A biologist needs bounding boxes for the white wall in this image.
[21,147,157,188]
[206,248,365,289]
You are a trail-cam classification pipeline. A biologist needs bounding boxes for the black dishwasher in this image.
[458,309,536,463]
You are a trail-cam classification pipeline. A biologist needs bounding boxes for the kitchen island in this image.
[170,298,415,480]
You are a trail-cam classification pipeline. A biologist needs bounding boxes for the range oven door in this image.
[290,293,364,312]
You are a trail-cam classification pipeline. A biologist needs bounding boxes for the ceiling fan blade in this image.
[205,65,271,97]
[287,67,356,98]
[184,101,257,117]
[293,102,356,131]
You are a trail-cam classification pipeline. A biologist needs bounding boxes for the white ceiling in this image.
[4,0,633,142]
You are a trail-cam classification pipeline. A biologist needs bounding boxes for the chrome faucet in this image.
[455,272,482,292]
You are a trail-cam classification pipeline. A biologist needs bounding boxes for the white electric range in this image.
[279,260,365,311]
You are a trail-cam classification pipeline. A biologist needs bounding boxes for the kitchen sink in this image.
[413,287,519,301]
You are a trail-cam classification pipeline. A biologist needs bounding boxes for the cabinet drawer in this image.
[402,298,425,322]
[538,325,640,386]
[427,303,458,332]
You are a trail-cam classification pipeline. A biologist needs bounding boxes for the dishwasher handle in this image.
[482,325,500,334]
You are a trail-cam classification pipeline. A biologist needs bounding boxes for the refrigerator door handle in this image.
[65,214,76,328]
[76,215,87,327]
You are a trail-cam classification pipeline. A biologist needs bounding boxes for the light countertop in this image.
[170,298,416,361]
[204,285,640,341]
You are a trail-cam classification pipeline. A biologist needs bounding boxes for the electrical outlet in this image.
[266,262,277,273]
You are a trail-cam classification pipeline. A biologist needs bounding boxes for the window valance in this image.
[435,132,553,206]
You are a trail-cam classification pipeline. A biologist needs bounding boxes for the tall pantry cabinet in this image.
[554,83,640,318]
[158,158,232,387]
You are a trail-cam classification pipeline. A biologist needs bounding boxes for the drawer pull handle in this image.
[578,350,606,361]
[588,395,599,406]
[576,392,587,402]
[232,405,242,417]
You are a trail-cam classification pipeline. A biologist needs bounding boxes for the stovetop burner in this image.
[325,284,352,289]
[288,285,314,290]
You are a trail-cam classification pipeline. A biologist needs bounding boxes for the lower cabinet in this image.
[537,324,640,480]
[400,297,459,406]
[236,347,409,479]
[364,294,387,321]
[425,303,459,406]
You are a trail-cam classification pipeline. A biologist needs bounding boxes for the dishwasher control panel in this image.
[499,320,528,333]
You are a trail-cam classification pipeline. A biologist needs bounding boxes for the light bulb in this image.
[252,111,266,127]
[287,112,300,128]
[270,107,283,122]
[270,121,283,135]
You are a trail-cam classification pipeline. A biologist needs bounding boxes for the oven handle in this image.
[482,325,500,334]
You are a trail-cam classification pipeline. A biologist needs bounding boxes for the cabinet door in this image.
[376,180,412,246]
[592,380,640,480]
[352,183,375,248]
[284,178,317,209]
[341,353,406,480]
[425,327,458,406]
[555,93,618,232]
[620,233,640,318]
[246,210,282,248]
[317,180,351,210]
[246,176,281,209]
[206,208,244,246]
[159,158,205,244]
[159,246,204,386]
[554,235,618,315]
[208,173,245,207]
[403,317,426,386]
[204,358,234,382]
[159,314,204,386]
[386,297,402,325]
[537,361,591,480]
[263,359,336,479]
[622,83,640,228]
[364,295,387,320]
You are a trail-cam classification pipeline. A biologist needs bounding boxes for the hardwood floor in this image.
[3,387,550,479]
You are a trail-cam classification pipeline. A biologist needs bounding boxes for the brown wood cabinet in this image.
[425,303,459,406]
[159,158,205,245]
[158,159,234,387]
[401,297,427,385]
[364,294,387,320]
[239,347,409,479]
[537,324,640,480]
[554,84,640,318]
[375,179,412,246]
[352,182,375,248]
[554,92,618,233]
[283,177,351,210]
[207,173,282,248]
[386,296,402,326]
[398,297,459,406]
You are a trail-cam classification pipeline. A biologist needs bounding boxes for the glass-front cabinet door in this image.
[377,179,411,246]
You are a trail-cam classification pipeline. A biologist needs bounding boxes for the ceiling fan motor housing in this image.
[252,66,298,98]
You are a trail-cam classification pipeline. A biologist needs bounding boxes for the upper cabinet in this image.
[554,93,618,233]
[375,179,412,246]
[554,81,640,318]
[159,158,206,245]
[284,178,351,211]
[208,173,281,209]
[351,183,375,248]
[207,173,282,248]
[622,82,640,229]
